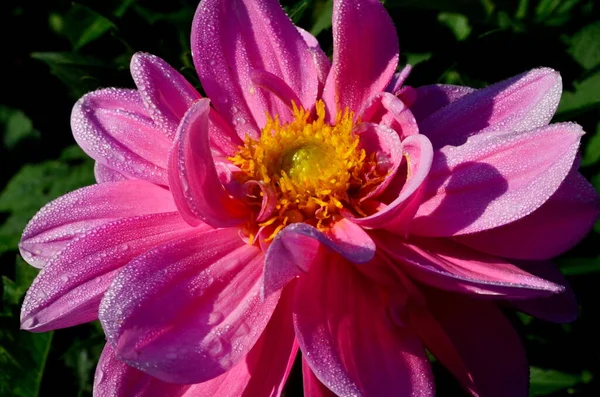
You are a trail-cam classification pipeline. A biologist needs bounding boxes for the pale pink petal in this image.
[262,221,375,298]
[297,27,330,94]
[71,88,170,185]
[420,68,562,149]
[192,0,318,136]
[100,229,279,384]
[412,123,584,236]
[19,181,176,268]
[348,134,433,232]
[398,84,475,122]
[20,212,195,332]
[130,52,202,140]
[359,93,419,139]
[322,0,399,117]
[375,233,564,299]
[509,261,578,323]
[168,99,249,228]
[302,358,337,397]
[454,170,600,259]
[294,252,434,396]
[354,122,404,200]
[94,163,129,183]
[94,344,191,397]
[410,288,529,397]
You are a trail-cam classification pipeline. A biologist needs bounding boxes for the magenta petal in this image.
[399,84,475,122]
[412,123,584,236]
[20,212,194,332]
[192,0,318,136]
[94,344,191,397]
[262,221,375,298]
[509,261,578,323]
[250,69,302,114]
[302,358,337,397]
[19,180,176,268]
[322,0,399,117]
[411,288,529,397]
[100,229,279,384]
[72,88,170,185]
[349,134,433,231]
[360,93,419,140]
[297,27,330,95]
[386,64,413,95]
[168,99,249,228]
[94,163,128,183]
[454,170,600,259]
[420,68,562,149]
[130,52,202,140]
[376,233,563,299]
[294,253,434,396]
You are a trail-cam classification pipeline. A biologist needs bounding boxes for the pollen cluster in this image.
[229,100,379,239]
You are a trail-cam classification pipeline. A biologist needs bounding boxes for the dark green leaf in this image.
[0,106,40,151]
[569,21,600,71]
[310,0,332,36]
[437,12,471,41]
[529,367,586,396]
[557,71,600,116]
[581,122,600,167]
[60,5,115,51]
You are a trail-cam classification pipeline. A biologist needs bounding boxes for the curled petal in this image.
[192,0,318,135]
[454,170,600,259]
[262,221,375,298]
[21,212,195,332]
[398,84,475,122]
[294,253,434,397]
[94,163,128,183]
[130,52,202,139]
[72,88,170,185]
[322,0,399,118]
[100,229,279,384]
[250,69,302,110]
[386,64,413,95]
[348,134,433,232]
[420,67,562,149]
[360,93,419,139]
[410,288,529,397]
[20,181,176,268]
[376,233,564,299]
[242,180,277,222]
[412,123,584,236]
[168,99,249,228]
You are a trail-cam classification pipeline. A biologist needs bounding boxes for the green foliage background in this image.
[0,0,599,395]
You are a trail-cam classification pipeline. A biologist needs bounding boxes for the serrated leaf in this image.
[569,21,600,71]
[0,146,94,255]
[529,367,585,396]
[0,106,40,151]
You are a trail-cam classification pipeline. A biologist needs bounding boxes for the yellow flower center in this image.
[229,100,382,241]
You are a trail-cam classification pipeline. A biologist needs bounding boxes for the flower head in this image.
[19,0,599,396]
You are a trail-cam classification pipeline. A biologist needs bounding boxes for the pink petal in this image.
[302,358,337,397]
[359,93,419,140]
[454,170,600,259]
[94,344,191,397]
[348,134,433,232]
[71,88,170,185]
[294,252,434,396]
[168,99,249,228]
[509,261,578,323]
[99,228,279,384]
[20,212,195,332]
[94,163,129,183]
[410,288,529,397]
[250,69,302,110]
[375,233,564,299]
[386,64,413,95]
[19,180,176,268]
[297,27,330,95]
[398,84,475,122]
[130,52,202,140]
[420,68,562,149]
[412,123,584,236]
[262,221,376,298]
[354,122,404,200]
[192,0,318,136]
[322,0,399,117]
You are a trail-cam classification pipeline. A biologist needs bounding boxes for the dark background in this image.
[1,0,599,395]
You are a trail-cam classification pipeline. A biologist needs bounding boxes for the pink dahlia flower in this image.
[20,0,599,396]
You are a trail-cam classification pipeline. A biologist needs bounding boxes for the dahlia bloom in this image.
[19,0,599,396]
